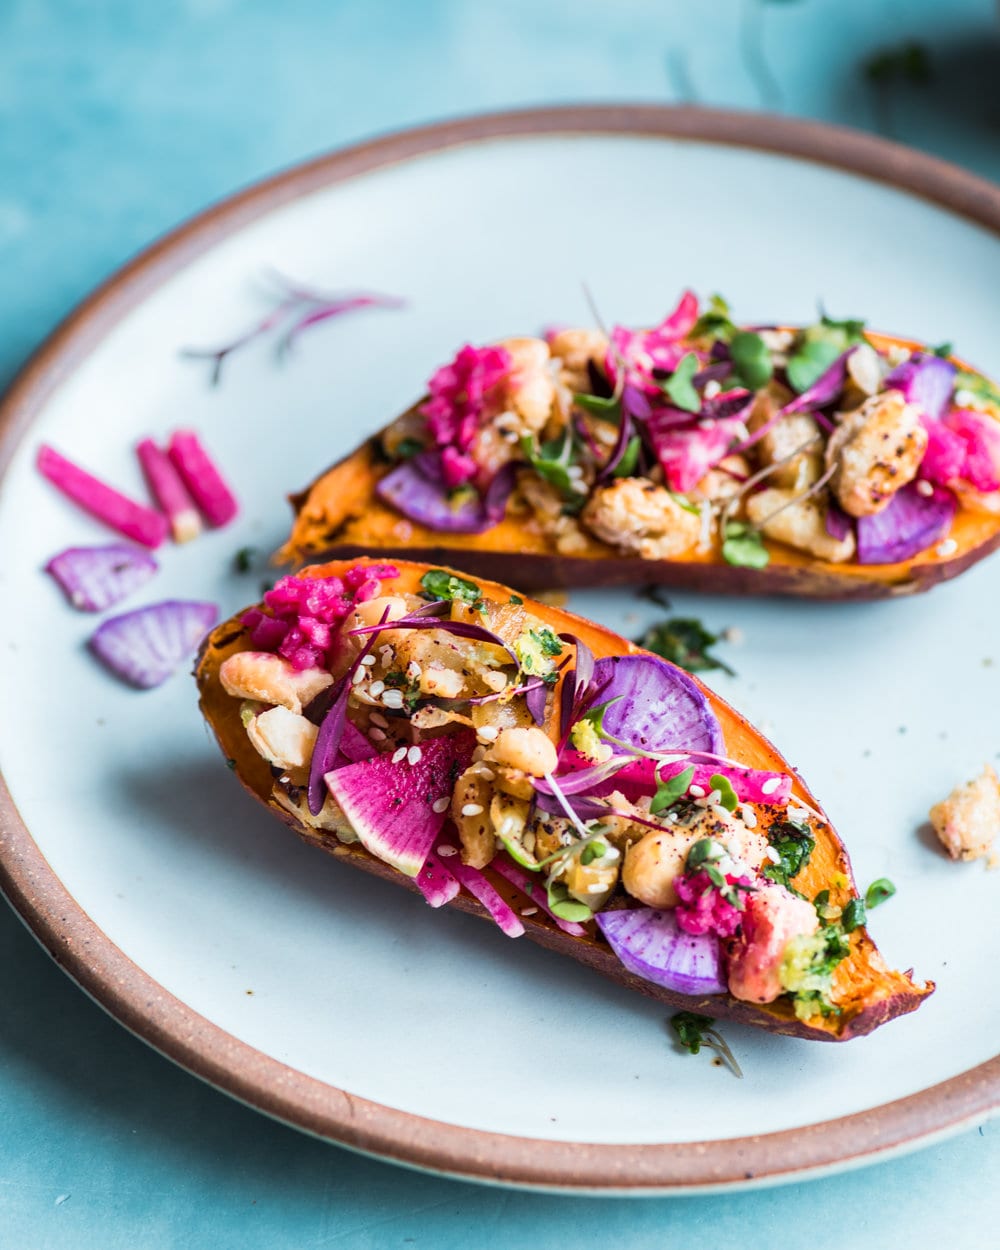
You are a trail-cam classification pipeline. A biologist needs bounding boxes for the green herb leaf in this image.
[650,765,695,815]
[955,370,1000,409]
[546,878,594,923]
[841,897,866,933]
[580,840,607,866]
[612,435,643,478]
[578,695,624,737]
[521,430,587,507]
[686,837,728,871]
[395,437,425,460]
[509,594,524,605]
[420,569,481,603]
[729,331,774,391]
[574,392,622,422]
[931,342,953,360]
[532,627,563,657]
[864,40,931,86]
[785,315,867,393]
[670,1011,715,1054]
[721,521,769,570]
[709,773,739,812]
[865,877,896,910]
[690,294,737,344]
[233,546,256,574]
[637,616,734,676]
[763,820,815,887]
[660,352,701,413]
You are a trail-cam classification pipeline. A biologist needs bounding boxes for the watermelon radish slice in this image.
[90,600,218,688]
[325,730,476,876]
[415,851,461,908]
[595,907,727,996]
[589,654,723,755]
[444,855,525,938]
[45,543,158,612]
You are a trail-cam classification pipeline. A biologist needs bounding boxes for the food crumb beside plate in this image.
[928,765,1000,864]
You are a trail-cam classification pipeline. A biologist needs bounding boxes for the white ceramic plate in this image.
[0,108,998,1193]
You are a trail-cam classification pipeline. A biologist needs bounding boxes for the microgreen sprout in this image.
[419,569,481,603]
[865,878,896,910]
[669,1012,743,1077]
[650,765,695,815]
[636,616,735,676]
[659,352,701,413]
[709,773,739,812]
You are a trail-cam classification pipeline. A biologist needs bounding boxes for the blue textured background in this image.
[2,1,998,1245]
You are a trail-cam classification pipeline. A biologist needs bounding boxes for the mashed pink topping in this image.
[420,344,512,487]
[726,881,819,1004]
[242,564,398,671]
[921,409,1000,494]
[674,869,751,938]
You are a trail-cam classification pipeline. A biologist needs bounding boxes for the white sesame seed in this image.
[586,884,606,894]
[436,844,457,857]
[915,479,934,498]
[688,784,706,798]
[382,690,404,709]
[461,803,484,817]
[279,774,290,784]
[740,805,758,829]
[378,645,393,667]
[392,747,407,764]
[369,680,385,697]
[432,797,450,814]
[788,806,810,824]
[761,777,781,796]
[520,906,539,917]
[369,712,389,728]
[765,846,781,864]
[477,725,499,742]
[477,767,495,781]
[407,746,423,765]
[711,805,731,821]
[361,653,377,666]
[703,379,722,399]
[707,789,722,805]
[406,661,422,679]
[351,668,366,685]
[369,727,387,741]
[936,538,958,557]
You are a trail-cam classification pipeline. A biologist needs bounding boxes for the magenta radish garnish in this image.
[325,731,476,877]
[588,654,723,756]
[38,444,169,549]
[856,482,957,564]
[167,430,238,527]
[885,353,956,421]
[340,720,378,763]
[136,438,202,543]
[376,454,515,533]
[556,751,791,807]
[44,543,157,612]
[415,851,461,909]
[443,856,525,938]
[647,408,748,492]
[89,600,218,688]
[595,907,727,996]
[783,351,850,414]
[489,856,587,937]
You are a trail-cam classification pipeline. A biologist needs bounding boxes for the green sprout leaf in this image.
[574,392,622,422]
[661,352,701,413]
[729,330,773,391]
[785,315,866,393]
[637,616,734,676]
[669,1012,743,1077]
[531,627,564,657]
[650,765,695,815]
[521,429,587,508]
[420,569,481,603]
[865,878,897,910]
[233,546,256,574]
[580,840,608,866]
[709,773,739,812]
[613,435,643,478]
[841,897,867,933]
[394,437,425,460]
[546,878,594,923]
[721,521,769,570]
[690,294,737,343]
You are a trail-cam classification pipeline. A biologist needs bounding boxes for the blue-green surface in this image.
[1,1,998,1245]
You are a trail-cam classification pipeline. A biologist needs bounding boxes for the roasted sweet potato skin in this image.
[278,333,1000,599]
[196,558,932,1041]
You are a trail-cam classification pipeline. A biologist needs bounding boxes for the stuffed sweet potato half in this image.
[281,293,1000,598]
[196,557,931,1040]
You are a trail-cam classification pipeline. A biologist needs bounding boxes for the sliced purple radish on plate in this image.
[595,907,728,996]
[856,482,957,564]
[45,543,158,612]
[90,600,218,688]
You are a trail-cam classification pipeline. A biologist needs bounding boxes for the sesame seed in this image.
[392,747,407,764]
[520,906,539,917]
[407,746,422,765]
[461,803,484,817]
[741,805,758,829]
[369,712,389,728]
[788,806,810,824]
[765,846,781,864]
[360,653,377,666]
[761,777,781,796]
[351,668,366,685]
[477,725,499,742]
[688,784,706,798]
[711,805,731,821]
[586,884,606,894]
[703,379,722,399]
[369,728,387,742]
[406,661,422,679]
[432,797,450,814]
[369,680,385,697]
[382,690,405,709]
[279,774,290,784]
[936,538,958,557]
[915,479,934,498]
[436,844,457,857]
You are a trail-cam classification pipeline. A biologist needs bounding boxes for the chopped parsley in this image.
[669,1012,743,1077]
[394,437,425,460]
[419,569,481,603]
[841,897,867,932]
[636,616,734,676]
[780,923,852,1021]
[232,546,256,574]
[762,819,815,889]
[721,521,769,570]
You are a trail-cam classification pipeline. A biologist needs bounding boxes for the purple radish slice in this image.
[376,454,515,533]
[886,353,956,421]
[588,654,723,755]
[489,855,588,937]
[89,600,218,688]
[415,851,461,909]
[340,720,378,763]
[444,855,525,938]
[856,482,957,564]
[325,731,476,877]
[596,907,727,996]
[45,543,158,612]
[824,500,853,542]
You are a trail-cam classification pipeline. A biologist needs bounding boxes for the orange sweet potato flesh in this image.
[279,333,1000,598]
[195,558,932,1041]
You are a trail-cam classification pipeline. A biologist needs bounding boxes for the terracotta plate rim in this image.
[1,104,998,1192]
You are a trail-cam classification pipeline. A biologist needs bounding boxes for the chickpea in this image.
[622,828,700,909]
[487,726,558,777]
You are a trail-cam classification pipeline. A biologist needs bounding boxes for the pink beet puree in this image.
[420,344,512,488]
[674,870,751,938]
[726,882,819,1004]
[242,564,398,671]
